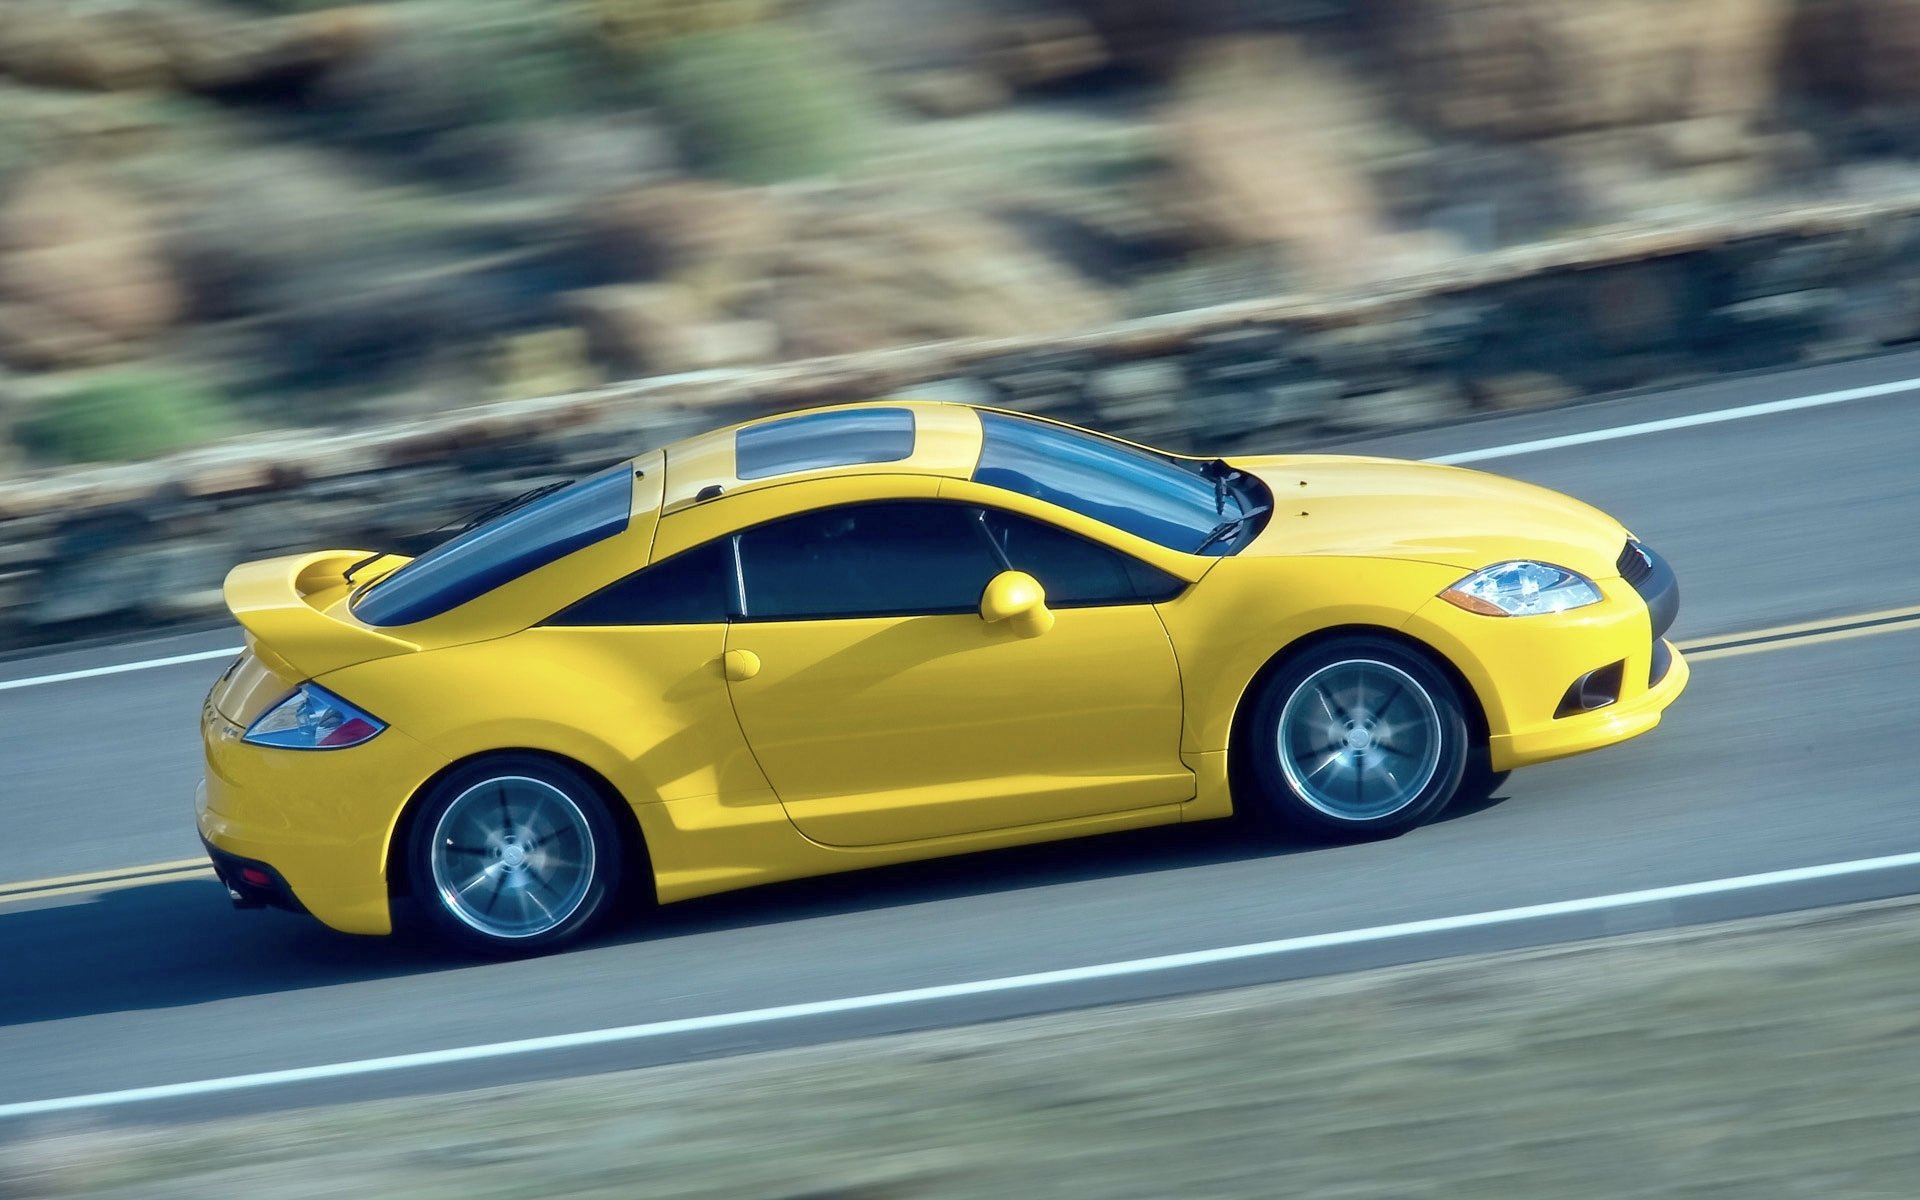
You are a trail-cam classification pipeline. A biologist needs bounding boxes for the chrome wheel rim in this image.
[428,776,596,940]
[1277,659,1443,821]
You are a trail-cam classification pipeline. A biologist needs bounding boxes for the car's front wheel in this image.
[407,755,624,955]
[1243,636,1469,840]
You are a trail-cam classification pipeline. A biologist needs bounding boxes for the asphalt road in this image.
[3,350,1919,1123]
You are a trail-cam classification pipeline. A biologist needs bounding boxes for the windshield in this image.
[354,464,634,627]
[972,412,1251,554]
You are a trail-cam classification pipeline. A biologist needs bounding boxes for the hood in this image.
[1233,455,1630,579]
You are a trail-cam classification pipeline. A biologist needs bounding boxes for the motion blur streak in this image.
[5,849,1920,1121]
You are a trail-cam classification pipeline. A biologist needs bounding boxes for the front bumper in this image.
[1404,545,1689,773]
[1489,640,1689,769]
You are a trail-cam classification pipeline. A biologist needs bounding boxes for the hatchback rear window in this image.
[354,465,634,627]
[735,408,916,480]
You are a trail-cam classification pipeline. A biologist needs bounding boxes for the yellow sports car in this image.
[199,401,1686,953]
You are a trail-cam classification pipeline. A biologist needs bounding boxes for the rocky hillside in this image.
[1,0,1917,469]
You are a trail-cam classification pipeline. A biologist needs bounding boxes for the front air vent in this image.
[1556,660,1625,718]
[1617,541,1654,587]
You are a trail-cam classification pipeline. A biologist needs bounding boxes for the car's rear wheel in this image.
[408,755,623,955]
[1243,636,1469,840]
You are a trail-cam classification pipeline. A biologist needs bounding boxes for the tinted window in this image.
[973,411,1242,554]
[548,541,732,626]
[982,510,1185,606]
[735,408,916,480]
[737,502,999,620]
[356,465,634,627]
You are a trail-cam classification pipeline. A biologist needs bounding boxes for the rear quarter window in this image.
[354,465,634,627]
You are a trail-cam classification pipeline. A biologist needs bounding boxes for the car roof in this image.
[657,400,985,515]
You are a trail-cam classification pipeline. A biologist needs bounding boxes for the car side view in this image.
[199,401,1686,953]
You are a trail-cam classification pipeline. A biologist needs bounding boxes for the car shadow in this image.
[0,818,1309,1029]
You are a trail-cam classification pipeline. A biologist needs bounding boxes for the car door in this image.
[533,538,775,808]
[722,499,1191,847]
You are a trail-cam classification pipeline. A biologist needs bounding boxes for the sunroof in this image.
[735,407,916,480]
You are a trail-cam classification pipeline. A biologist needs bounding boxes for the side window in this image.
[982,509,1186,606]
[737,502,1001,621]
[548,540,732,626]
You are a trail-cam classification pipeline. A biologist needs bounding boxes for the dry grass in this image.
[7,898,1920,1199]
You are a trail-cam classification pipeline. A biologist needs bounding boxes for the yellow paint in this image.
[196,400,1692,936]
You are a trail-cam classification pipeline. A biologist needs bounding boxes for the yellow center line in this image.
[1675,602,1920,651]
[0,866,215,906]
[4,604,1917,906]
[1682,614,1920,662]
[0,856,211,897]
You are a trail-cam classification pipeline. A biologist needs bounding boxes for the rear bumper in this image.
[199,826,307,915]
[198,705,445,936]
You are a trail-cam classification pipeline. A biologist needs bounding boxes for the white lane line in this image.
[0,647,240,693]
[5,848,1918,1121]
[1426,376,1920,465]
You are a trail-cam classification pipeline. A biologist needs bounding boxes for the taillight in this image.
[242,683,387,750]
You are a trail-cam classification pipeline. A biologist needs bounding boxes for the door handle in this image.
[723,649,762,682]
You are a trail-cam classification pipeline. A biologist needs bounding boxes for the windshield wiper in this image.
[1193,505,1271,556]
[343,479,575,585]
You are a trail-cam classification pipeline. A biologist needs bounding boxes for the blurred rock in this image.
[757,195,1117,358]
[985,13,1110,90]
[1378,0,1791,140]
[0,1,378,97]
[571,284,779,374]
[1160,39,1394,289]
[586,181,790,281]
[1319,382,1468,433]
[0,5,172,92]
[1790,0,1920,106]
[0,168,180,370]
[892,69,1012,117]
[1468,370,1576,411]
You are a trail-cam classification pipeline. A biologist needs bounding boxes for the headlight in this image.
[243,683,387,749]
[1441,561,1603,617]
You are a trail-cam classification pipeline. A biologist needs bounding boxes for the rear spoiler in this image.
[224,550,418,680]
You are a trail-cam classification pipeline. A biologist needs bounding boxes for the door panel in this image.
[723,606,1189,846]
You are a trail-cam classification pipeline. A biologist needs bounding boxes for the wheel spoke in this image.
[1372,683,1404,720]
[1314,686,1346,723]
[524,886,555,922]
[1304,750,1344,779]
[529,825,579,852]
[456,865,495,894]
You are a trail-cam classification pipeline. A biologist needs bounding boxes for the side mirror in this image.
[980,570,1055,638]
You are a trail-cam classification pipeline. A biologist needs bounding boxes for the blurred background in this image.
[11,0,1920,649]
[0,0,1914,469]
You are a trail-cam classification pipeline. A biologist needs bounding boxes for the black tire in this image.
[405,754,625,956]
[1241,635,1470,841]
[1455,749,1511,811]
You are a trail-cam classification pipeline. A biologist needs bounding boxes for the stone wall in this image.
[5,195,1920,650]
